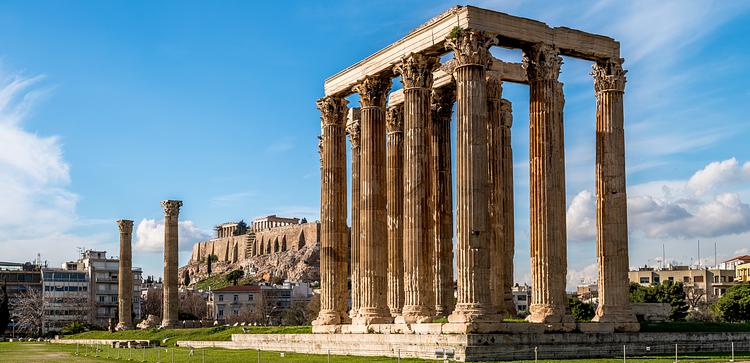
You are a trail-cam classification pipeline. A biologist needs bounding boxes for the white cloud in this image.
[566,190,596,242]
[687,158,750,196]
[567,263,598,291]
[134,218,212,253]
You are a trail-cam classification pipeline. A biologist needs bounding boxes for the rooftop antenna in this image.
[715,242,717,268]
[662,243,666,269]
[698,240,701,268]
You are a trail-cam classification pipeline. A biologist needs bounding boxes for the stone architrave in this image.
[115,219,134,331]
[161,200,182,328]
[352,75,393,324]
[486,74,507,316]
[347,110,362,318]
[386,104,405,316]
[591,59,638,330]
[446,30,499,324]
[430,84,455,317]
[394,53,439,324]
[313,96,350,326]
[523,43,572,324]
[499,98,517,315]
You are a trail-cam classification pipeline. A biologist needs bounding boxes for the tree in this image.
[629,281,689,321]
[0,281,9,337]
[179,290,207,320]
[235,220,248,235]
[143,287,162,318]
[226,270,244,286]
[13,288,44,336]
[207,255,215,276]
[714,284,750,322]
[183,272,191,287]
[568,297,595,322]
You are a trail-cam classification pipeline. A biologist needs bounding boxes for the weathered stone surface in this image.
[386,105,404,317]
[115,219,134,331]
[161,200,182,329]
[137,314,160,330]
[347,108,362,318]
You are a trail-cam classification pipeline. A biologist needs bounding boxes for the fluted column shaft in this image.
[524,43,571,323]
[486,75,506,315]
[116,220,134,330]
[447,30,498,323]
[499,99,517,315]
[161,200,182,328]
[347,110,362,318]
[354,75,392,324]
[394,53,438,324]
[386,105,405,316]
[430,85,455,317]
[313,96,349,326]
[592,59,637,327]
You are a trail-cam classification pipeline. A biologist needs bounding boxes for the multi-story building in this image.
[207,285,263,321]
[0,261,42,334]
[720,255,750,270]
[629,265,737,302]
[735,262,750,283]
[511,283,531,313]
[41,268,89,333]
[576,283,598,304]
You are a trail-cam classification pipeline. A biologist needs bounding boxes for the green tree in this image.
[629,280,689,321]
[568,297,595,322]
[226,270,244,286]
[183,272,191,287]
[713,284,750,322]
[0,281,9,337]
[207,255,214,276]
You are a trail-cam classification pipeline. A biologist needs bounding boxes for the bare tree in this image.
[226,305,265,325]
[685,285,706,310]
[179,290,207,320]
[142,287,162,318]
[13,289,44,336]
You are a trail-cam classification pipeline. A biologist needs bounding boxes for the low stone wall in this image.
[176,331,750,362]
[52,338,160,348]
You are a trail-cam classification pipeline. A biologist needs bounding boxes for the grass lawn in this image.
[2,342,750,363]
[63,325,311,346]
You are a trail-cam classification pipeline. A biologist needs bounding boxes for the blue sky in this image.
[1,1,749,289]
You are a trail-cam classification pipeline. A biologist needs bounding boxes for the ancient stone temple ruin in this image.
[314,5,636,333]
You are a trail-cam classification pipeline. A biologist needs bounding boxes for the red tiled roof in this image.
[724,255,750,263]
[213,285,261,293]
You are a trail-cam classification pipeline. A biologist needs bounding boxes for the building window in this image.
[653,276,660,283]
[640,277,650,284]
[218,294,223,302]
[517,295,526,301]
[694,276,704,283]
[248,294,254,301]
[98,296,104,303]
[668,277,674,282]
[218,309,224,317]
[683,276,690,283]
[233,295,238,302]
[728,276,735,282]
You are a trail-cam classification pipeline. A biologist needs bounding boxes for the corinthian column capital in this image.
[353,75,391,108]
[317,96,349,127]
[500,99,513,128]
[430,85,455,123]
[522,43,563,81]
[394,53,439,90]
[386,105,404,134]
[486,74,502,101]
[592,58,627,94]
[346,119,361,149]
[117,219,134,233]
[161,200,183,217]
[445,29,497,68]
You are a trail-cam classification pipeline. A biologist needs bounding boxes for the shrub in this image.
[714,284,750,322]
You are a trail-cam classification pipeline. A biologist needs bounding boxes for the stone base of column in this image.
[593,305,639,332]
[312,310,342,326]
[389,308,402,318]
[448,303,500,323]
[352,307,393,325]
[395,305,434,324]
[114,322,132,331]
[527,304,574,324]
[159,320,178,329]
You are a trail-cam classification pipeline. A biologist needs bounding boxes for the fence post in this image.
[732,341,735,362]
[674,343,678,363]
[203,349,206,363]
[75,343,79,356]
[142,346,146,362]
[257,348,260,363]
[623,345,626,363]
[535,346,538,363]
[171,348,175,363]
[328,349,331,363]
[398,348,401,363]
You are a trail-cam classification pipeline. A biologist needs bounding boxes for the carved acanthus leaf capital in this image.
[346,119,361,148]
[394,53,439,90]
[317,96,348,128]
[500,99,513,128]
[592,58,626,93]
[161,200,183,217]
[117,219,134,233]
[386,105,404,134]
[430,84,456,123]
[522,43,563,81]
[353,75,391,108]
[317,135,323,165]
[445,29,497,68]
[486,74,502,101]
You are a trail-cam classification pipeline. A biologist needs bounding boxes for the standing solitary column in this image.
[313,96,349,326]
[486,74,507,315]
[395,53,439,323]
[353,74,392,324]
[499,98,517,315]
[591,59,638,330]
[115,219,134,331]
[347,108,362,318]
[161,200,182,328]
[447,30,498,324]
[430,84,455,317]
[386,105,405,316]
[524,43,572,324]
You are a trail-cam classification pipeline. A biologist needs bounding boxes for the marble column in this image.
[499,98,517,315]
[524,43,572,324]
[313,96,350,326]
[430,84,456,317]
[446,30,498,323]
[161,199,182,328]
[591,59,637,329]
[395,53,439,324]
[353,74,392,324]
[115,219,134,331]
[347,109,362,318]
[386,104,405,316]
[486,74,507,315]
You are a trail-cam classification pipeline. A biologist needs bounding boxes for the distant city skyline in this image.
[0,1,749,290]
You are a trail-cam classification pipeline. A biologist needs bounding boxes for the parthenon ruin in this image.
[314,5,637,333]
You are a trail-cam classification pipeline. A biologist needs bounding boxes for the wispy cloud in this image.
[209,190,257,206]
[265,137,295,153]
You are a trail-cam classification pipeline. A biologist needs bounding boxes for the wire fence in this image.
[68,340,750,362]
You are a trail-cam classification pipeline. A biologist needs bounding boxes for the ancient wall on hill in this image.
[251,222,320,256]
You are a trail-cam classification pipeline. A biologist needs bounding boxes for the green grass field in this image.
[1,342,749,363]
[63,326,311,346]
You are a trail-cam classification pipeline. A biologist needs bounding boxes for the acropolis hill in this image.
[179,215,321,284]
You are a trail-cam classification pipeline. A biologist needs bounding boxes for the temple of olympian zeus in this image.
[314,5,637,333]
